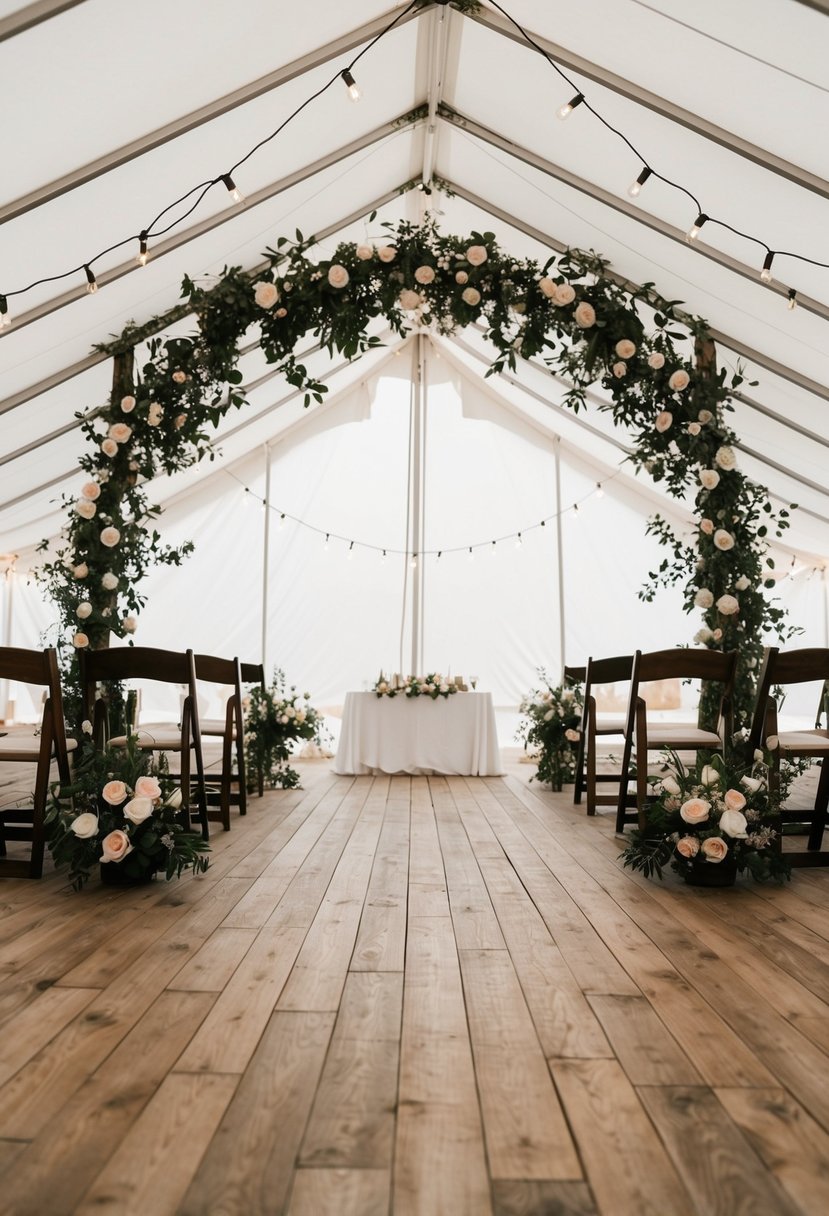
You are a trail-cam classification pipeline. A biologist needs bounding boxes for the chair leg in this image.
[808,758,829,851]
[574,723,586,806]
[635,700,649,832]
[615,729,634,833]
[585,703,597,816]
[236,728,247,816]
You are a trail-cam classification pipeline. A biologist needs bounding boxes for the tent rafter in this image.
[0,0,87,43]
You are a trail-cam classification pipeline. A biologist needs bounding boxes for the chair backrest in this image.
[563,664,586,686]
[240,662,266,689]
[80,646,201,742]
[749,646,829,746]
[586,654,633,687]
[194,654,240,686]
[0,646,72,771]
[625,647,736,737]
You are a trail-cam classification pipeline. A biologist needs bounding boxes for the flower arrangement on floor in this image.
[244,670,327,790]
[619,750,790,885]
[517,672,584,791]
[374,673,459,699]
[45,738,211,890]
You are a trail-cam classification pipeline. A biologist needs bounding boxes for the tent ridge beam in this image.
[0,4,421,224]
[443,178,829,404]
[0,0,87,43]
[438,107,829,326]
[467,5,829,203]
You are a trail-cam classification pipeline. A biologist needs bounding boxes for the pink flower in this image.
[466,245,488,266]
[455,270,469,285]
[462,287,481,306]
[554,282,576,305]
[688,422,701,436]
[102,780,127,805]
[676,836,700,858]
[75,499,97,520]
[414,265,435,285]
[669,369,690,392]
[355,244,373,260]
[574,301,596,328]
[714,529,735,551]
[100,829,133,863]
[701,836,728,862]
[174,414,186,429]
[73,632,89,648]
[700,469,720,490]
[680,797,710,824]
[135,776,162,800]
[399,289,421,310]
[73,563,89,579]
[716,593,739,615]
[698,409,713,424]
[723,789,746,812]
[253,281,278,309]
[612,362,627,378]
[276,307,287,318]
[655,411,673,433]
[377,246,396,263]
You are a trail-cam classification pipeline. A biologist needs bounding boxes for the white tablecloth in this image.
[333,691,503,776]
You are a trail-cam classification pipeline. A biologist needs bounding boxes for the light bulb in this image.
[323,533,330,553]
[341,69,361,102]
[787,289,797,311]
[686,212,708,242]
[468,547,474,563]
[557,92,584,120]
[409,553,417,569]
[0,296,9,329]
[220,174,244,203]
[596,483,604,498]
[760,251,774,283]
[381,549,387,564]
[627,167,651,198]
[84,264,98,294]
[137,232,148,267]
[279,513,286,531]
[515,534,523,549]
[348,541,355,560]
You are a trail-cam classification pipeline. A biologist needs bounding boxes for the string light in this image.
[468,547,474,562]
[515,533,523,549]
[760,251,775,283]
[595,483,604,498]
[136,232,149,267]
[323,533,330,552]
[341,69,362,102]
[83,264,98,294]
[381,548,387,563]
[627,167,652,198]
[409,553,418,569]
[219,174,244,204]
[788,289,798,311]
[279,512,286,530]
[0,295,9,329]
[557,92,584,120]
[686,213,709,242]
[348,540,355,559]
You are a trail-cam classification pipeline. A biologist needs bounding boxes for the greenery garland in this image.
[38,216,794,727]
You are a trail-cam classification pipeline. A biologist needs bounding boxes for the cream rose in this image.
[466,245,488,266]
[676,836,700,858]
[75,499,97,520]
[615,339,637,359]
[253,280,278,309]
[734,575,750,591]
[327,264,349,289]
[100,829,133,863]
[135,776,162,800]
[76,601,92,620]
[455,270,469,285]
[101,438,118,457]
[700,469,720,490]
[399,289,421,310]
[694,588,714,609]
[101,572,118,590]
[462,286,481,306]
[655,411,673,433]
[120,395,136,413]
[174,414,186,429]
[166,787,183,809]
[741,776,762,793]
[100,526,121,548]
[719,808,748,838]
[109,422,132,444]
[123,616,138,633]
[74,563,89,579]
[81,719,93,735]
[612,362,627,378]
[73,632,89,648]
[81,481,101,501]
[355,244,373,260]
[554,282,576,306]
[715,445,737,470]
[647,351,665,369]
[700,765,719,786]
[172,370,187,384]
[574,301,596,328]
[538,277,556,299]
[714,529,735,551]
[102,780,127,805]
[377,245,396,263]
[123,796,154,824]
[661,775,681,796]
[701,836,728,862]
[414,265,435,285]
[148,402,164,426]
[564,728,580,742]
[766,735,779,750]
[698,409,713,424]
[688,422,701,436]
[71,812,99,839]
[716,593,739,615]
[700,518,714,535]
[680,797,711,824]
[669,369,690,392]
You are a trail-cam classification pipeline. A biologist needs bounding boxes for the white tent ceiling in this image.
[1,0,828,705]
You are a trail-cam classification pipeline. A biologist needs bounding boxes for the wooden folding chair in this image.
[240,662,266,797]
[748,646,829,866]
[195,654,247,830]
[80,646,209,839]
[0,647,76,878]
[616,648,736,832]
[573,654,633,816]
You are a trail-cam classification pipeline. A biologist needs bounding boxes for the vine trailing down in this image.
[39,216,794,726]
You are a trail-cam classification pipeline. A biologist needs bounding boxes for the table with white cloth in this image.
[333,691,503,776]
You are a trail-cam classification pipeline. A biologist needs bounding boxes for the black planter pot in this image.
[100,861,156,887]
[683,858,738,888]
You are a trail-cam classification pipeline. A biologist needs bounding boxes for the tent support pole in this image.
[411,335,425,677]
[555,438,566,676]
[261,445,271,671]
[0,563,15,722]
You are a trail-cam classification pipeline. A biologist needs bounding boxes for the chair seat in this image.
[0,733,77,759]
[594,717,628,735]
[778,730,829,752]
[109,730,186,751]
[200,719,238,739]
[644,723,722,747]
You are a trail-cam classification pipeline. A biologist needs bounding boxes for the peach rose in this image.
[76,601,92,620]
[714,529,735,551]
[715,445,737,470]
[71,812,99,839]
[120,395,136,413]
[669,369,690,392]
[135,776,162,800]
[647,351,665,369]
[123,616,138,633]
[414,265,435,285]
[612,361,627,378]
[615,339,636,359]
[100,527,121,548]
[564,728,580,741]
[148,402,164,426]
[554,282,576,306]
[680,797,710,824]
[462,287,481,306]
[455,270,468,284]
[377,246,396,263]
[701,836,728,862]
[735,575,750,591]
[688,422,701,436]
[700,518,714,535]
[101,572,118,590]
[172,370,187,384]
[399,289,421,310]
[101,438,118,457]
[355,244,373,260]
[73,563,89,579]
[73,632,89,648]
[538,277,556,298]
[700,469,720,490]
[574,301,596,328]
[327,264,349,289]
[75,499,97,519]
[716,593,739,615]
[253,281,278,309]
[676,836,700,858]
[123,796,154,824]
[81,481,101,501]
[102,780,127,805]
[109,422,132,444]
[100,829,133,863]
[694,588,714,608]
[698,409,713,424]
[655,411,673,433]
[466,245,488,266]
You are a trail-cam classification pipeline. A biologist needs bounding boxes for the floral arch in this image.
[40,217,794,725]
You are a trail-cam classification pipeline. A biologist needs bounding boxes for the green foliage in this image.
[517,672,584,790]
[244,670,327,790]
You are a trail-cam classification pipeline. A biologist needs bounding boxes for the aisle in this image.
[0,761,828,1215]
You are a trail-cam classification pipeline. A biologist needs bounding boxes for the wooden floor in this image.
[1,758,829,1215]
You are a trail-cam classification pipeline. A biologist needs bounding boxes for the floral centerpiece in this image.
[244,669,327,790]
[620,749,790,885]
[517,671,584,791]
[374,673,459,699]
[45,737,211,890]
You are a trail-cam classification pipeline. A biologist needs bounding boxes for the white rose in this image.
[73,563,89,579]
[123,796,154,824]
[700,765,719,786]
[101,572,118,590]
[101,438,118,457]
[554,282,576,306]
[399,289,421,310]
[462,286,481,306]
[414,265,435,285]
[734,575,750,591]
[166,788,183,809]
[327,264,349,289]
[538,277,556,298]
[81,481,101,501]
[766,735,779,750]
[660,775,681,796]
[253,281,279,309]
[120,395,136,413]
[355,244,373,260]
[655,411,673,433]
[694,588,714,608]
[148,402,164,426]
[700,469,720,490]
[81,719,93,735]
[377,245,396,263]
[71,812,99,839]
[574,301,596,328]
[694,627,713,644]
[100,527,121,548]
[647,351,665,369]
[455,270,468,284]
[612,361,627,378]
[76,601,92,620]
[123,616,138,633]
[698,409,713,424]
[715,445,737,470]
[669,369,690,392]
[466,245,488,266]
[75,499,97,520]
[753,748,765,762]
[719,808,748,839]
[741,776,762,793]
[716,593,739,615]
[714,529,735,551]
[615,339,636,359]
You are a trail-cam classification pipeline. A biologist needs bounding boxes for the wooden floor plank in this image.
[432,779,506,950]
[587,994,703,1086]
[492,1181,598,1216]
[287,1168,390,1216]
[351,783,409,971]
[0,984,98,1087]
